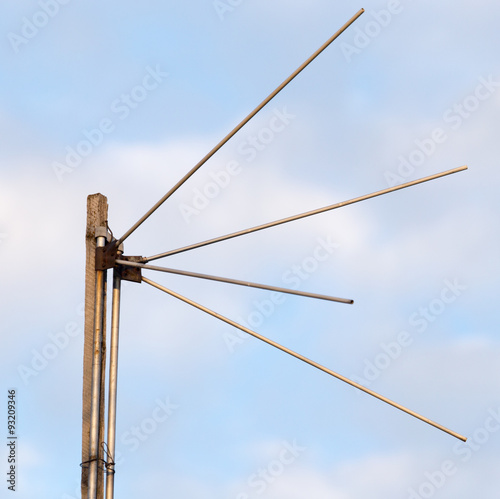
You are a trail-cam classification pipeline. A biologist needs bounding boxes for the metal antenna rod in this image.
[105,266,122,499]
[143,276,467,442]
[116,259,353,304]
[145,166,468,262]
[88,233,107,499]
[116,8,365,246]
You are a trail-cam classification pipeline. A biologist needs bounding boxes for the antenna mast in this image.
[80,9,468,499]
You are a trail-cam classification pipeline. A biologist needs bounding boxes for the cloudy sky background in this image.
[1,1,499,498]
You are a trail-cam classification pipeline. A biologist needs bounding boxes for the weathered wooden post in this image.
[82,194,108,499]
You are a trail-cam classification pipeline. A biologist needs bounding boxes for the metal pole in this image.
[142,276,467,442]
[116,9,365,246]
[105,261,122,499]
[145,166,468,262]
[88,231,107,499]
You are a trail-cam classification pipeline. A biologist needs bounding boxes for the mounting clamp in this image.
[116,256,143,284]
[95,239,120,271]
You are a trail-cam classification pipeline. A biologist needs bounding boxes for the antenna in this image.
[81,9,468,499]
[141,276,465,442]
[143,166,467,262]
[115,8,365,247]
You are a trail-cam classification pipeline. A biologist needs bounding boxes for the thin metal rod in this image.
[88,235,107,499]
[142,276,467,442]
[116,259,353,304]
[145,166,468,262]
[116,9,365,246]
[105,267,122,499]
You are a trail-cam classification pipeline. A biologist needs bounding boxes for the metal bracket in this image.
[95,240,120,271]
[117,256,143,283]
[95,231,143,284]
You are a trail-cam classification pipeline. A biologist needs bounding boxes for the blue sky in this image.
[1,1,499,498]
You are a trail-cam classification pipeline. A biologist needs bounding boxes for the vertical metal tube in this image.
[105,265,122,499]
[88,235,107,499]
